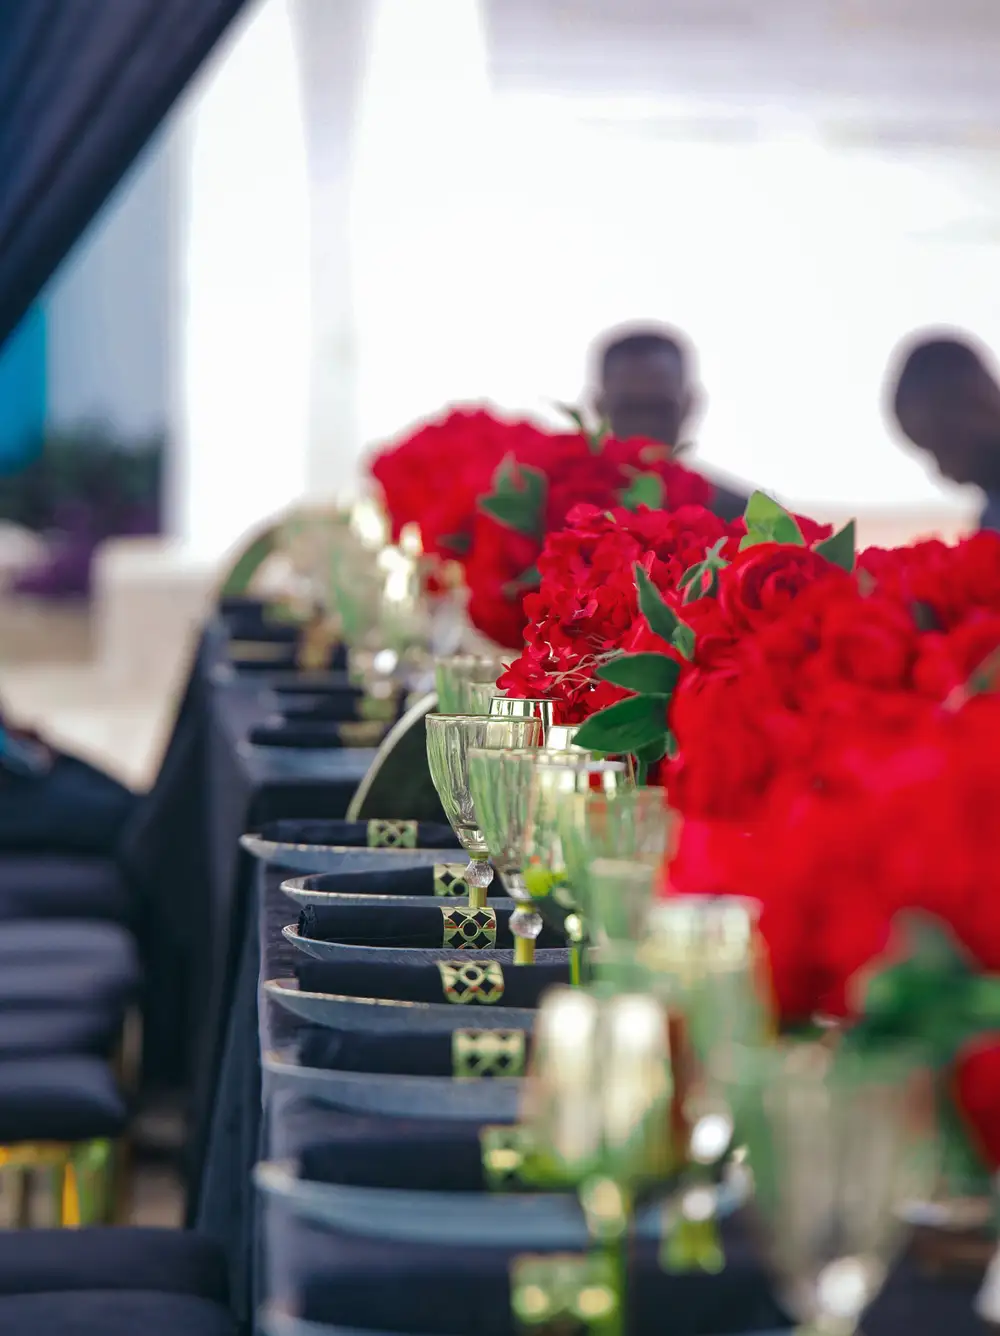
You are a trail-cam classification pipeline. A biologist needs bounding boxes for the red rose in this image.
[717,543,848,632]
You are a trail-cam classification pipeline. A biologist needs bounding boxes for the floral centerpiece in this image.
[368,404,715,647]
[504,490,1000,1181]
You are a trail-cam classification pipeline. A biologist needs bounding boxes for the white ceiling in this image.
[485,0,1000,129]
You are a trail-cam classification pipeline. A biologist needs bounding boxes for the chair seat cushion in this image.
[0,858,131,925]
[0,1056,126,1142]
[0,1291,234,1336]
[0,959,139,1012]
[0,1229,228,1303]
[0,921,137,965]
[0,1008,121,1058]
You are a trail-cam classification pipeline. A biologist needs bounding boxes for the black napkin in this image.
[277,688,366,722]
[296,955,569,1007]
[285,1100,496,1192]
[297,903,562,950]
[261,820,460,849]
[298,1023,531,1077]
[226,622,299,645]
[292,1221,788,1336]
[290,867,471,898]
[249,722,347,749]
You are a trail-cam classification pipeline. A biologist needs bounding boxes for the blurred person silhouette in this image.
[592,325,750,522]
[0,715,136,855]
[891,331,1000,532]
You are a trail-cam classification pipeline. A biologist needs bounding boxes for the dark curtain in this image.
[0,0,251,351]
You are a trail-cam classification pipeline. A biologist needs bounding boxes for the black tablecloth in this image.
[121,618,372,1176]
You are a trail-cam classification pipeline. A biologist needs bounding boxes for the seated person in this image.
[0,717,136,856]
[592,324,751,522]
[890,330,1000,531]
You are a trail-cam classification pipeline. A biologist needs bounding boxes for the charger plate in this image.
[242,838,459,874]
[262,1049,523,1120]
[256,1162,750,1248]
[282,926,565,968]
[264,978,537,1033]
[280,871,502,911]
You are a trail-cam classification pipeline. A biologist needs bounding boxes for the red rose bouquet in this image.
[367,404,717,648]
[512,487,1000,1173]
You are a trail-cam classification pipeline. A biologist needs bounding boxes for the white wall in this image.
[44,0,1000,541]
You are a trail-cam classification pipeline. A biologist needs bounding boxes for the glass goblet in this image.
[425,714,542,908]
[466,680,502,716]
[467,747,542,963]
[434,655,506,714]
[489,696,555,740]
[522,756,633,976]
[723,1041,935,1336]
[559,788,673,933]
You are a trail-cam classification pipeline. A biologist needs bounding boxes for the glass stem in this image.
[514,936,535,965]
[570,942,583,986]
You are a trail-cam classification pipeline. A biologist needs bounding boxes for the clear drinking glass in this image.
[425,714,542,908]
[721,1041,935,1336]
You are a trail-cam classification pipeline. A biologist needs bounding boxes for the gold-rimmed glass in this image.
[467,747,545,964]
[522,756,633,976]
[433,655,506,714]
[489,696,555,740]
[425,714,542,907]
[721,1041,935,1335]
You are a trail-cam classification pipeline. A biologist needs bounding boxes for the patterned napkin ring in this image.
[366,819,418,848]
[511,1253,619,1334]
[453,1028,526,1078]
[433,865,469,897]
[442,907,497,950]
[437,960,505,1004]
[480,1124,530,1190]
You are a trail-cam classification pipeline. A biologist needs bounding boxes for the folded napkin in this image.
[249,722,346,749]
[277,689,366,722]
[297,902,562,950]
[282,1099,497,1192]
[296,955,569,1007]
[298,1023,531,1077]
[292,1221,786,1336]
[261,819,460,849]
[226,622,299,645]
[291,866,471,898]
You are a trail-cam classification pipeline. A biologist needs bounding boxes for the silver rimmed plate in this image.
[264,978,538,1032]
[256,1162,750,1247]
[282,926,567,968]
[242,837,460,874]
[281,872,511,911]
[262,1049,523,1120]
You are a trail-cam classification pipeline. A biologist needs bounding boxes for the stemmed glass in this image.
[425,715,542,908]
[467,748,542,963]
[521,756,633,973]
[719,1041,935,1336]
[434,655,506,714]
[559,789,673,958]
[489,696,555,740]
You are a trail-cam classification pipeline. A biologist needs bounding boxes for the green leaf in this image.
[620,471,665,511]
[635,564,681,640]
[678,538,729,602]
[438,530,471,555]
[479,460,547,538]
[673,624,695,660]
[573,695,669,755]
[635,564,696,659]
[741,490,805,548]
[594,652,680,696]
[814,520,856,572]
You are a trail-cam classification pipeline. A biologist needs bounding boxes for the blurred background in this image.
[3,0,1000,789]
